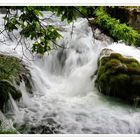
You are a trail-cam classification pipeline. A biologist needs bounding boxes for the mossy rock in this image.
[0,54,32,86]
[0,80,22,110]
[0,54,33,111]
[95,49,140,105]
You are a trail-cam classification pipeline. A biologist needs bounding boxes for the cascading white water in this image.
[1,11,140,134]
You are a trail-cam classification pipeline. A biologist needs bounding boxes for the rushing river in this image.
[1,11,140,134]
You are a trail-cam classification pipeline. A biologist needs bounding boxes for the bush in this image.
[93,7,140,46]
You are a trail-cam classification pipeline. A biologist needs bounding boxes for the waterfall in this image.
[1,12,140,134]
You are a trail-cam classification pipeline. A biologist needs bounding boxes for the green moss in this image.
[0,54,32,111]
[96,51,140,105]
[110,53,123,59]
[113,73,129,81]
[106,58,121,68]
[127,62,139,68]
[96,66,105,80]
[0,55,23,81]
[109,74,129,88]
[99,56,109,66]
[120,57,139,64]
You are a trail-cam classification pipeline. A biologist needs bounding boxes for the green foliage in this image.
[78,6,97,17]
[3,6,97,54]
[48,6,77,23]
[4,6,62,54]
[94,7,140,46]
[32,25,62,54]
[3,6,140,54]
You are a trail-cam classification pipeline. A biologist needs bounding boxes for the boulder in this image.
[95,48,140,104]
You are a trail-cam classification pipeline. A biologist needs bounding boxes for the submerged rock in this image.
[95,48,140,105]
[0,54,32,111]
[15,118,62,134]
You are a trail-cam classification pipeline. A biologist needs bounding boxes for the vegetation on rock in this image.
[0,54,32,111]
[95,49,140,105]
[106,6,140,31]
[91,7,140,46]
[0,80,21,110]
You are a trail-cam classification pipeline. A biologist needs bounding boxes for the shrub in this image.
[93,7,140,46]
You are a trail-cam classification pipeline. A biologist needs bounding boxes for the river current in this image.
[1,11,140,134]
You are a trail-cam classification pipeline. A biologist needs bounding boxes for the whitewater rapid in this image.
[1,11,140,134]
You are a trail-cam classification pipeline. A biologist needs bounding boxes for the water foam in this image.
[0,12,140,134]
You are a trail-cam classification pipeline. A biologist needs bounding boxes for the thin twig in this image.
[22,37,35,58]
[40,12,55,21]
[51,40,65,49]
[0,29,9,39]
[13,35,22,50]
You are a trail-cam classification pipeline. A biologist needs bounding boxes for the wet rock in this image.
[57,49,67,68]
[95,48,140,105]
[0,80,22,110]
[16,118,62,134]
[29,124,61,134]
